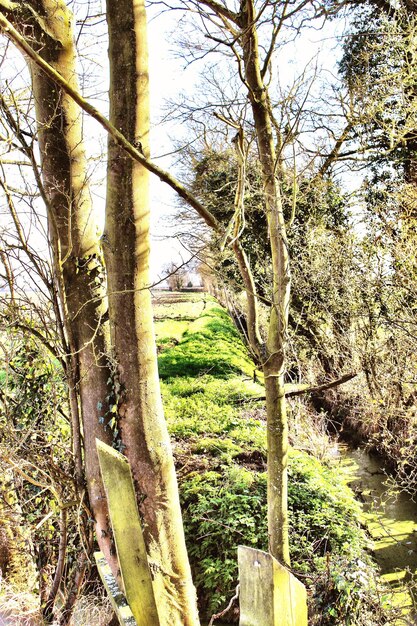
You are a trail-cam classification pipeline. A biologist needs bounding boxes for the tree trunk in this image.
[5,0,118,575]
[239,0,291,566]
[104,1,199,623]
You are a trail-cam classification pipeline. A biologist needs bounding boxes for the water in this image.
[207,444,417,624]
[334,444,417,622]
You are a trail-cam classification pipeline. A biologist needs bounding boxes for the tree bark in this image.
[1,0,118,578]
[238,0,291,566]
[104,1,199,624]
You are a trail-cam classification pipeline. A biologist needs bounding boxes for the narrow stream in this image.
[334,443,417,624]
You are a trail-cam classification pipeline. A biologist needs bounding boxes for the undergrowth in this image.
[155,293,390,625]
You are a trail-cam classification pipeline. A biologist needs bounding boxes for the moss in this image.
[156,294,385,624]
[178,451,379,619]
[154,319,190,344]
[190,437,243,461]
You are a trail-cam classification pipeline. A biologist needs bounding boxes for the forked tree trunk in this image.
[239,0,291,566]
[104,1,199,624]
[180,0,292,566]
[3,0,118,576]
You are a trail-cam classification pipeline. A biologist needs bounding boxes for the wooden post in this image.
[238,546,307,626]
[95,551,138,626]
[96,439,160,626]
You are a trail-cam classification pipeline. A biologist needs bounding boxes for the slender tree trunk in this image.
[2,0,118,576]
[239,0,291,566]
[104,1,199,623]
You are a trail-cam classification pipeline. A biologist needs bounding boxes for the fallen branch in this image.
[286,371,358,397]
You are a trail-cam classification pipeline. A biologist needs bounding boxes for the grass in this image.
[155,292,385,624]
[157,302,256,380]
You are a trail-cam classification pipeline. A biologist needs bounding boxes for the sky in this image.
[145,4,349,280]
[0,1,351,288]
[147,7,204,281]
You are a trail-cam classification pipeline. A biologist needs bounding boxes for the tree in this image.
[163,261,191,291]
[181,144,355,379]
[0,1,199,623]
[104,1,199,622]
[340,5,417,181]
[197,1,293,565]
[0,5,116,621]
[333,0,417,491]
[154,0,349,566]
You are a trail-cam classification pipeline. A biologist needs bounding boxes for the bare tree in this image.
[0,1,199,623]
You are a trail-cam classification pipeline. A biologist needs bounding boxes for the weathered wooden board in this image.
[96,440,160,626]
[238,546,307,626]
[95,551,138,626]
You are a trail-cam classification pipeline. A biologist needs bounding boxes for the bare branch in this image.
[193,0,239,25]
[315,121,354,179]
[286,371,358,397]
[234,372,359,404]
[0,12,222,233]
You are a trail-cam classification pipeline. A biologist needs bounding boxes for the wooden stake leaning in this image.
[238,546,307,626]
[96,439,160,626]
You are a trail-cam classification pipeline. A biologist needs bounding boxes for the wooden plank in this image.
[96,440,160,626]
[238,546,274,626]
[273,555,308,626]
[238,546,307,626]
[95,551,138,626]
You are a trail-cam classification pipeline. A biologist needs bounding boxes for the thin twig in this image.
[208,584,239,626]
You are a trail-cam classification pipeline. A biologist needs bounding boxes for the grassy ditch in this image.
[155,292,389,625]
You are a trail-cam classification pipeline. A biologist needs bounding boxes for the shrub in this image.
[179,451,383,623]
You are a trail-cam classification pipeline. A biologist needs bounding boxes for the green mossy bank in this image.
[155,293,388,625]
